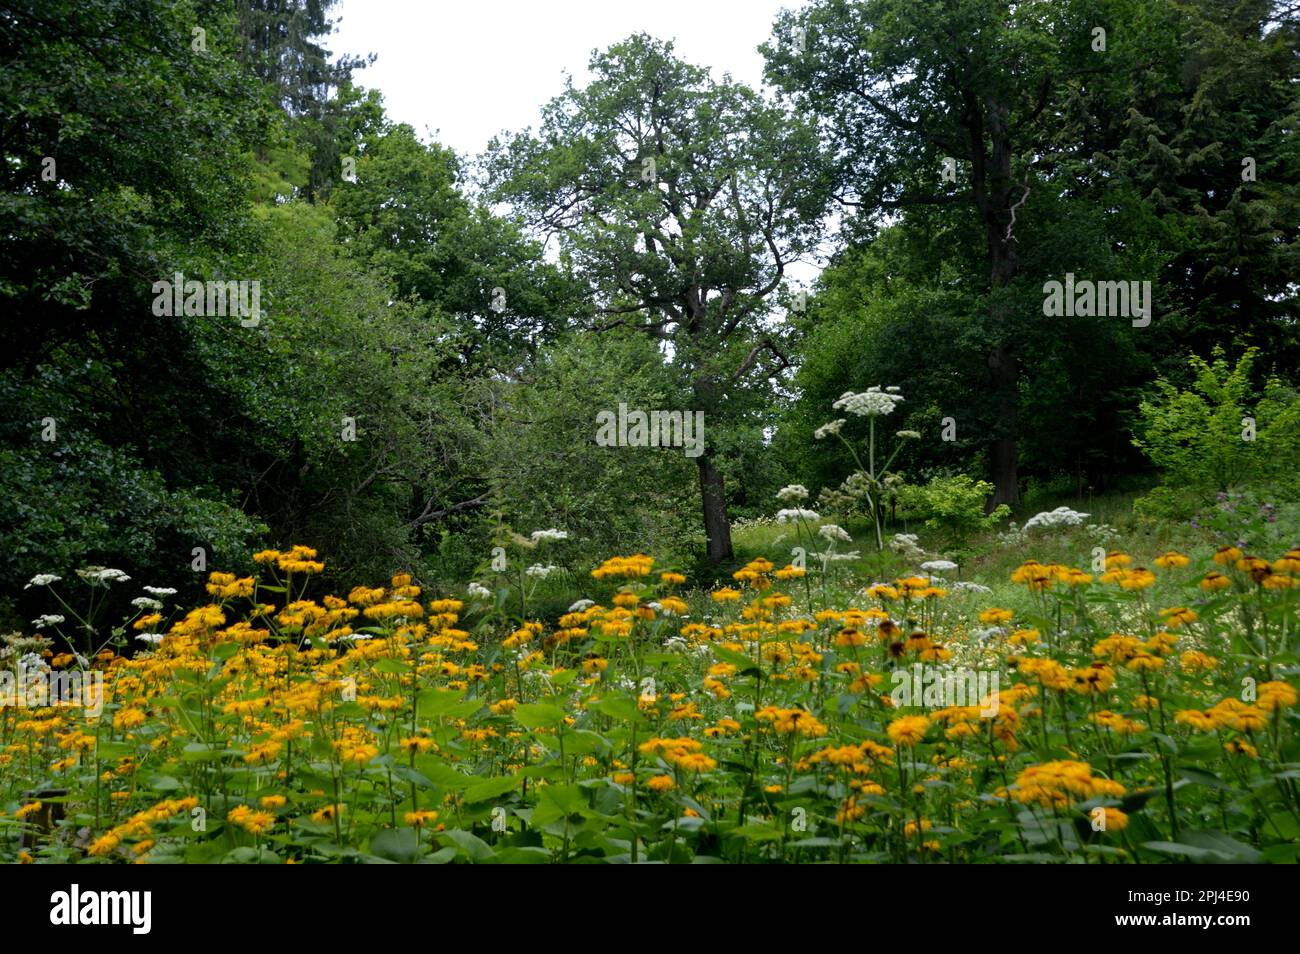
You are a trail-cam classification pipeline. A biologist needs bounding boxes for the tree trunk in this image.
[982,100,1021,509]
[696,453,734,563]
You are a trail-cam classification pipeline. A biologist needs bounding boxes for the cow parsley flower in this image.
[131,597,163,611]
[832,386,904,418]
[776,508,820,522]
[814,419,846,439]
[776,484,809,503]
[823,551,861,562]
[25,574,61,589]
[526,564,560,579]
[819,523,852,543]
[568,599,596,613]
[921,560,959,574]
[31,614,65,628]
[76,566,131,586]
[143,586,177,596]
[1023,507,1090,532]
[135,633,165,646]
[530,529,569,543]
[467,581,491,600]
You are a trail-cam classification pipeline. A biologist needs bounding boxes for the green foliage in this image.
[1134,348,1300,492]
[899,475,1010,545]
[485,332,699,566]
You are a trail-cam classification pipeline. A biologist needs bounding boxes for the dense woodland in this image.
[4,0,1299,622]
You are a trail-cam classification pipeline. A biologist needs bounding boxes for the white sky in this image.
[330,0,823,291]
[331,0,807,161]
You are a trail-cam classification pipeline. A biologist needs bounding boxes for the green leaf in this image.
[514,703,566,729]
[437,829,496,863]
[369,827,422,863]
[463,774,522,804]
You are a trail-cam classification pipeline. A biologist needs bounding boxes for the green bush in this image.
[897,474,1010,545]
[1134,348,1300,492]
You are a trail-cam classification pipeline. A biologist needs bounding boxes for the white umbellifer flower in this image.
[888,533,926,561]
[31,614,65,628]
[18,652,49,674]
[525,564,560,578]
[1022,507,1090,532]
[466,581,491,599]
[131,597,163,611]
[664,636,690,653]
[143,586,177,596]
[135,633,164,646]
[776,508,820,522]
[567,598,595,613]
[896,430,921,439]
[24,574,61,589]
[823,551,860,562]
[529,528,569,543]
[832,386,904,418]
[76,566,131,585]
[953,581,993,595]
[776,484,809,503]
[819,523,852,543]
[921,560,959,573]
[814,419,846,439]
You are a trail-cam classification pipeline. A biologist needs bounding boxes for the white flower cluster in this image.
[18,652,49,674]
[132,597,163,611]
[31,614,65,628]
[920,559,958,573]
[776,484,809,503]
[818,523,852,543]
[143,586,177,596]
[776,508,820,523]
[1022,507,1090,532]
[952,581,993,595]
[832,386,903,418]
[568,598,595,613]
[467,581,492,599]
[525,564,560,578]
[530,528,569,543]
[135,633,165,646]
[814,419,847,440]
[76,566,131,585]
[1086,523,1122,545]
[24,574,61,589]
[888,533,926,562]
[823,551,861,562]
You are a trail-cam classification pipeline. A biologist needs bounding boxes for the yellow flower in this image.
[1093,807,1129,832]
[646,774,676,793]
[1259,681,1298,712]
[886,715,930,747]
[1158,606,1196,628]
[1154,551,1190,569]
[404,809,440,827]
[1214,546,1243,565]
[978,608,1012,625]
